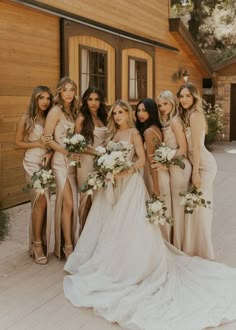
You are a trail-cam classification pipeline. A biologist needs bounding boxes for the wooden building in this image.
[213,55,236,142]
[0,0,213,208]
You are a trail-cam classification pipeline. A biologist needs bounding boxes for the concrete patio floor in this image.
[0,142,236,330]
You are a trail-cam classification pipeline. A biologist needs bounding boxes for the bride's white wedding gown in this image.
[64,140,236,330]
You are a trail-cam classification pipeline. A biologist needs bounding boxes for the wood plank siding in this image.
[1,0,211,207]
[0,1,60,208]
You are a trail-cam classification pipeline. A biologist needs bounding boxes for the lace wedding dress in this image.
[64,138,236,330]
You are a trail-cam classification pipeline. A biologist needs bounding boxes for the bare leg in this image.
[62,179,74,258]
[32,194,47,260]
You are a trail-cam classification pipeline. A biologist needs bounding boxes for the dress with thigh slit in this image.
[51,118,79,258]
[23,124,52,256]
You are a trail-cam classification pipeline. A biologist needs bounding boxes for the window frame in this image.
[79,45,108,99]
[128,56,148,102]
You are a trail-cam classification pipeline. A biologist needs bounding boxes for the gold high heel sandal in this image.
[63,244,73,260]
[32,241,48,265]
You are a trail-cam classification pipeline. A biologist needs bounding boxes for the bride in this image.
[64,100,236,330]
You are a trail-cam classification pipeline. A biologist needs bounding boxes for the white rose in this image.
[166,149,176,161]
[95,146,106,154]
[88,177,96,186]
[150,200,163,213]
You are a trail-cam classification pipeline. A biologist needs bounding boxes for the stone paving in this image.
[0,142,236,330]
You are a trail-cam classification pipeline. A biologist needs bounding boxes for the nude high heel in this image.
[32,241,48,265]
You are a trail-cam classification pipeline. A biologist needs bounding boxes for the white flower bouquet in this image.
[145,196,172,226]
[152,142,185,169]
[179,186,211,214]
[63,127,87,167]
[26,168,56,195]
[80,141,133,194]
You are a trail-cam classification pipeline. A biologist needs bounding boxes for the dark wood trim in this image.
[213,55,236,71]
[169,17,213,76]
[13,0,179,52]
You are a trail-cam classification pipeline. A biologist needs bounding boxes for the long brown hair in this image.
[53,77,78,120]
[176,82,205,128]
[25,85,53,132]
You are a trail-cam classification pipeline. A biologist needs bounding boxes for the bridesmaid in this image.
[177,82,217,260]
[156,90,192,250]
[44,77,80,259]
[135,98,172,242]
[15,85,53,264]
[75,87,108,233]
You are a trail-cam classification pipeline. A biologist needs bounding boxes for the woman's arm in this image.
[190,111,206,188]
[44,107,68,156]
[114,129,146,180]
[15,115,45,150]
[170,117,187,157]
[144,128,162,196]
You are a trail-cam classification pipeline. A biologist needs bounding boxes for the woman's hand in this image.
[42,151,53,168]
[151,161,167,171]
[41,134,53,145]
[192,172,201,188]
[70,152,81,162]
[114,166,136,181]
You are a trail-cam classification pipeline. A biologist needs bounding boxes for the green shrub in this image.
[0,209,11,242]
[203,101,224,146]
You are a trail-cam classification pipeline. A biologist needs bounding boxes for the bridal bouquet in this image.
[63,127,87,167]
[179,186,211,214]
[146,196,172,226]
[26,168,56,195]
[80,142,133,194]
[152,142,185,169]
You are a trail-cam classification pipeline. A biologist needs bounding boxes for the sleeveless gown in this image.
[63,129,236,330]
[184,126,217,260]
[77,126,108,232]
[143,127,172,243]
[23,124,52,256]
[51,118,79,258]
[162,125,192,250]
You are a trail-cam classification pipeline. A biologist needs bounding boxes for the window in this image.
[80,47,107,98]
[129,57,147,100]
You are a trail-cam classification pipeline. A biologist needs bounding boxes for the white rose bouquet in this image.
[80,142,133,194]
[152,142,185,169]
[146,196,172,226]
[63,127,87,167]
[179,186,211,214]
[25,168,56,195]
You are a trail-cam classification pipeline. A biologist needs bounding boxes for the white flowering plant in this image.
[203,101,224,146]
[63,127,87,167]
[152,142,185,169]
[179,186,211,214]
[79,142,133,194]
[145,196,172,226]
[25,168,56,195]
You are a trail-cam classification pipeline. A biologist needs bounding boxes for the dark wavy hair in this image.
[79,87,107,144]
[135,98,161,141]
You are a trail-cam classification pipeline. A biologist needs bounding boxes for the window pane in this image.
[129,58,147,100]
[80,47,107,98]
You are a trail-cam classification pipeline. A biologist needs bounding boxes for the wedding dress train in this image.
[64,142,236,330]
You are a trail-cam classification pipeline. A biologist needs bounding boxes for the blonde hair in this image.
[107,100,134,136]
[25,85,53,133]
[53,77,78,120]
[156,90,179,127]
[176,82,205,128]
